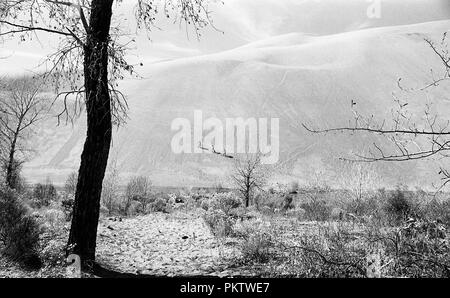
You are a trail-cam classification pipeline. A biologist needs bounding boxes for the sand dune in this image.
[23,20,450,188]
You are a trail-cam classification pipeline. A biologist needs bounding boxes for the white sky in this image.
[0,0,449,75]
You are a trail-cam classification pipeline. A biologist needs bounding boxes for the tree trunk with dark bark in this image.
[5,131,18,189]
[67,0,114,267]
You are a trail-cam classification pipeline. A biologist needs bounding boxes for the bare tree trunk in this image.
[5,135,17,189]
[67,0,114,266]
[245,177,250,207]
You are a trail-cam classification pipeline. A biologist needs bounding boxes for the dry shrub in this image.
[0,188,42,269]
[208,192,243,215]
[384,188,413,223]
[234,219,277,263]
[345,195,380,218]
[152,197,168,213]
[31,181,57,208]
[274,218,449,278]
[285,223,367,277]
[125,176,153,213]
[254,190,297,214]
[420,198,450,228]
[299,198,331,221]
[203,209,235,237]
[381,218,450,277]
[40,208,66,232]
[39,233,67,270]
[61,196,74,221]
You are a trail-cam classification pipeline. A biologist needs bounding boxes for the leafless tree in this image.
[0,0,219,267]
[64,171,78,197]
[0,76,48,189]
[337,161,381,213]
[101,156,121,216]
[125,175,152,213]
[303,32,450,190]
[231,153,267,207]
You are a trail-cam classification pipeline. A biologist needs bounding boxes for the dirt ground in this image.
[95,211,247,277]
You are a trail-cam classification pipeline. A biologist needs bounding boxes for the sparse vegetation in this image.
[203,209,235,237]
[125,176,153,214]
[0,187,41,269]
[31,180,57,208]
[231,154,266,207]
[0,177,449,278]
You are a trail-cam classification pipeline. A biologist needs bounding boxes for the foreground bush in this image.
[234,219,277,263]
[40,207,66,233]
[420,198,450,228]
[203,209,235,237]
[383,218,449,277]
[0,188,42,269]
[255,217,449,278]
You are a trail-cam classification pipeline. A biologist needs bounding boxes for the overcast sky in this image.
[0,0,449,75]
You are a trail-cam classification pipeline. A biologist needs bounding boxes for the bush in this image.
[285,223,368,278]
[200,199,210,211]
[276,218,449,278]
[300,198,331,221]
[234,219,276,263]
[0,188,42,269]
[384,188,412,223]
[255,190,296,213]
[61,196,74,221]
[209,192,242,215]
[40,235,67,269]
[421,198,450,228]
[330,207,347,221]
[40,208,66,232]
[386,218,449,277]
[126,176,152,213]
[127,200,143,216]
[32,181,57,208]
[345,195,380,217]
[282,193,295,211]
[255,192,284,211]
[152,197,168,213]
[285,208,306,221]
[203,209,235,237]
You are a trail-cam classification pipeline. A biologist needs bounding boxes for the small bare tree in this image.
[0,76,48,189]
[101,157,121,216]
[231,153,266,207]
[125,176,152,213]
[338,160,381,201]
[64,171,78,197]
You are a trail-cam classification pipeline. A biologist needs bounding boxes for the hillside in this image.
[23,20,450,188]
